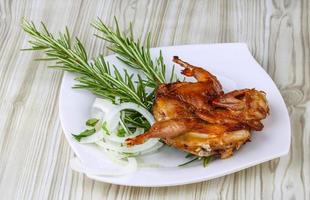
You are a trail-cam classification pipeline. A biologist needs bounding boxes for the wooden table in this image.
[0,0,309,199]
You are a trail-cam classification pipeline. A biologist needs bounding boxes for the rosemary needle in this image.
[178,157,199,167]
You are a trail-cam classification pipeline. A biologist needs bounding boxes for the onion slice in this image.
[71,98,163,176]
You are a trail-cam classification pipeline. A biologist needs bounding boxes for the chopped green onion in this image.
[122,152,137,158]
[203,156,212,168]
[72,128,96,142]
[86,118,99,126]
[102,121,110,135]
[117,128,126,137]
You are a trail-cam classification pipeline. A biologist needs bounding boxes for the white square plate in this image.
[59,43,290,187]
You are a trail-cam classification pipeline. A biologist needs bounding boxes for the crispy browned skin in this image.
[158,56,224,111]
[125,57,269,159]
[172,56,223,94]
[152,95,195,121]
[125,118,251,158]
[196,89,269,130]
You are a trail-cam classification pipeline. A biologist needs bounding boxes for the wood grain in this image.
[0,0,309,199]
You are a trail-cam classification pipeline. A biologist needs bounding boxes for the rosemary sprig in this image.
[22,20,153,110]
[92,18,176,87]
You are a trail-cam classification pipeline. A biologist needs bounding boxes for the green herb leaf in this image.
[117,128,126,137]
[86,118,99,127]
[72,128,96,142]
[101,121,110,135]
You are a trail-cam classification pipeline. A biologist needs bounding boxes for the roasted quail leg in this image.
[125,118,250,158]
[173,56,223,95]
[153,56,224,111]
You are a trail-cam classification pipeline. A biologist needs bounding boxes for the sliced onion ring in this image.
[72,98,163,176]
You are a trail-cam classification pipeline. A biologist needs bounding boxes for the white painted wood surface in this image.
[0,0,309,199]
